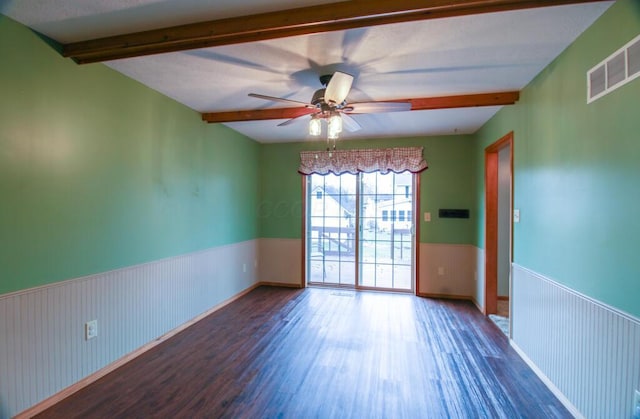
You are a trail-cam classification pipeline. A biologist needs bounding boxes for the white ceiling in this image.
[1,0,613,143]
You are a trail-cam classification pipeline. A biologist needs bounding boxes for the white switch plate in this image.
[85,320,98,340]
[513,209,520,223]
[437,267,445,276]
[424,212,431,222]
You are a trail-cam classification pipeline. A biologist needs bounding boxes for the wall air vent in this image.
[588,33,640,103]
[606,51,626,88]
[629,37,640,77]
[589,65,606,99]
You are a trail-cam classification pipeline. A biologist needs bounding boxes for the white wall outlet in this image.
[424,212,431,222]
[437,267,445,276]
[633,390,640,419]
[242,263,247,273]
[513,209,521,223]
[85,320,98,340]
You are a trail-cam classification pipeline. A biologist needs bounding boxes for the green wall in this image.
[473,0,640,317]
[5,0,638,319]
[260,136,476,244]
[0,15,260,295]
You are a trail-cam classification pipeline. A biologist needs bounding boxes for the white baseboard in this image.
[510,340,583,419]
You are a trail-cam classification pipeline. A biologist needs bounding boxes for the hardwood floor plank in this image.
[34,286,570,418]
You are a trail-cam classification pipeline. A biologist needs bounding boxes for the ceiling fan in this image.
[201,73,520,137]
[248,71,411,141]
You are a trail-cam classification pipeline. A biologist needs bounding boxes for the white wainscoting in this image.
[418,243,477,299]
[0,240,259,419]
[511,264,640,419]
[260,239,480,298]
[258,238,303,287]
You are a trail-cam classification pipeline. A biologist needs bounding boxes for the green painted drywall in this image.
[0,15,260,295]
[473,0,640,317]
[260,136,476,244]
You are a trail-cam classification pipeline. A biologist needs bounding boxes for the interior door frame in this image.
[414,173,421,296]
[484,131,513,315]
[301,176,308,288]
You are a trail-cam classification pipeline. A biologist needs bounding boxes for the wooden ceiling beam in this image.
[406,91,520,110]
[202,107,315,123]
[201,91,519,123]
[64,0,604,64]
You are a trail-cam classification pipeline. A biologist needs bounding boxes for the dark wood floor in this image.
[36,286,570,418]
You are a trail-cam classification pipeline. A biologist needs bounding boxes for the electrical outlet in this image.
[633,390,640,419]
[242,263,247,273]
[85,320,98,340]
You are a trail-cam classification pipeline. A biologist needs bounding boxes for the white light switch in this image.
[514,209,520,223]
[424,212,431,222]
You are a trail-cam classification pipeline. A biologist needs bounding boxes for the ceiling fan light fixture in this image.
[328,113,342,137]
[309,116,322,136]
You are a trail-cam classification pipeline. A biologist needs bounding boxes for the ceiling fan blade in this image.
[346,101,411,114]
[248,93,314,108]
[324,71,353,105]
[277,113,312,127]
[340,113,362,132]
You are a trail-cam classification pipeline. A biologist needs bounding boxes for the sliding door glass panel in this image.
[307,173,356,286]
[359,172,414,291]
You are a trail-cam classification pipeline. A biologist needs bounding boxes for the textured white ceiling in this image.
[1,1,614,143]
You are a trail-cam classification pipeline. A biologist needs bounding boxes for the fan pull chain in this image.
[325,137,337,157]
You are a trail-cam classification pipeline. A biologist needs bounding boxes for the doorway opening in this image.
[305,171,417,292]
[484,132,513,336]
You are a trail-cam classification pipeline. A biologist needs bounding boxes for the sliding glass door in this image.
[307,173,357,286]
[359,171,414,291]
[306,171,415,292]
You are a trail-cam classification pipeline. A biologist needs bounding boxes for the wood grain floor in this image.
[35,286,570,418]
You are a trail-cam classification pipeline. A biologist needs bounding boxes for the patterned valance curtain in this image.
[298,147,428,175]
